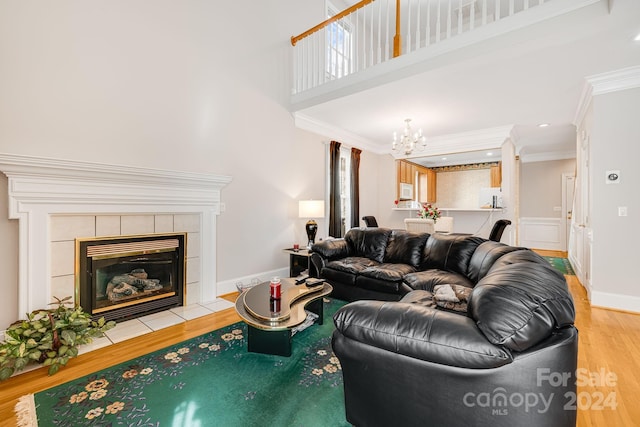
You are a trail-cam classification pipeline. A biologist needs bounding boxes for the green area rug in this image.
[22,298,349,427]
[543,256,576,275]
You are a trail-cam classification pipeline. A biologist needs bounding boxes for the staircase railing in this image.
[291,0,550,95]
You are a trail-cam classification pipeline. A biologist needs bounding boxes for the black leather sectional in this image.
[310,228,578,427]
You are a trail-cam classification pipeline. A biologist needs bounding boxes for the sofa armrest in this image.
[311,238,350,259]
[333,301,512,369]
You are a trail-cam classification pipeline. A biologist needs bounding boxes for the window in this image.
[339,147,352,235]
[326,3,353,79]
[327,142,354,238]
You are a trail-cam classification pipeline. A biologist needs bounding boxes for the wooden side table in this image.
[282,248,312,277]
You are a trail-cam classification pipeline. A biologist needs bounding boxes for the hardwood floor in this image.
[2,264,639,426]
[0,294,241,427]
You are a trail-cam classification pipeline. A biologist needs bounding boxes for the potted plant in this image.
[0,296,116,380]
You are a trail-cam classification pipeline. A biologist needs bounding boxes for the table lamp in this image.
[299,200,325,249]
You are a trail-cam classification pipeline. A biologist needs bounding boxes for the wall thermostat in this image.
[606,170,620,184]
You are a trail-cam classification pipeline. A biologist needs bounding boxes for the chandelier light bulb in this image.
[392,118,427,155]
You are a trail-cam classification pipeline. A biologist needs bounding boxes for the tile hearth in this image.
[79,298,235,352]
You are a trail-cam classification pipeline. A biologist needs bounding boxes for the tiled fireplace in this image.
[0,154,231,317]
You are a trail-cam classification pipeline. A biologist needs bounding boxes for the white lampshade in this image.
[299,200,325,218]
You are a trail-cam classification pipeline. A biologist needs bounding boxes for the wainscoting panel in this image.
[519,217,563,251]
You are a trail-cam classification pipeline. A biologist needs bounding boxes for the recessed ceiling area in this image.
[411,149,501,168]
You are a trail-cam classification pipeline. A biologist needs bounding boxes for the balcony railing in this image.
[291,0,552,95]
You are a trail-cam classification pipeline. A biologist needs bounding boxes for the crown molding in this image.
[574,65,640,126]
[293,113,385,154]
[519,150,577,163]
[399,125,513,160]
[294,113,513,158]
[588,65,640,95]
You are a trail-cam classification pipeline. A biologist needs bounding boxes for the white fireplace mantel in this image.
[0,153,232,315]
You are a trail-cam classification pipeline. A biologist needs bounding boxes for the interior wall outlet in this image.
[220,203,226,213]
[618,207,628,217]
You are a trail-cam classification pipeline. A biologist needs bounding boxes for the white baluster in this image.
[377,1,382,64]
[342,15,346,76]
[369,5,374,65]
[446,0,452,40]
[405,0,411,54]
[426,0,431,46]
[509,0,514,16]
[436,0,441,42]
[482,0,487,25]
[385,0,391,61]
[314,31,319,87]
[310,33,315,87]
[357,6,361,72]
[495,0,500,21]
[415,0,421,50]
[458,0,463,35]
[470,0,475,30]
[361,6,366,68]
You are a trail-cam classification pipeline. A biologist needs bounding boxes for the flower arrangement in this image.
[418,203,441,223]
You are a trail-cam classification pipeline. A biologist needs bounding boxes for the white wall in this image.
[520,159,576,217]
[589,87,640,311]
[518,158,576,250]
[377,155,408,230]
[0,0,348,328]
[0,174,18,326]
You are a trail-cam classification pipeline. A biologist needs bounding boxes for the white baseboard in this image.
[216,267,290,296]
[591,291,640,313]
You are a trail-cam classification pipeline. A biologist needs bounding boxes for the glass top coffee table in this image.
[235,277,332,356]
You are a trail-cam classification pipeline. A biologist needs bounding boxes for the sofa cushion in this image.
[469,261,576,352]
[420,234,485,277]
[361,263,416,282]
[486,248,564,280]
[326,256,379,275]
[311,238,351,260]
[356,275,410,294]
[402,289,470,316]
[467,241,524,283]
[322,267,358,287]
[345,228,392,263]
[403,269,474,292]
[333,300,513,369]
[400,289,437,306]
[383,230,429,268]
[356,263,416,294]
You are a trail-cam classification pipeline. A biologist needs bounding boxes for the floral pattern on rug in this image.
[299,336,342,388]
[34,298,349,427]
[42,326,247,425]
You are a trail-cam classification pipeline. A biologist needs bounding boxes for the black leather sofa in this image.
[311,228,578,427]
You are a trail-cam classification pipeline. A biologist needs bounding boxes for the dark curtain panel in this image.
[350,147,362,229]
[329,141,342,238]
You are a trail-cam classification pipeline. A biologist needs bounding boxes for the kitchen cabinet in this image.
[396,160,436,203]
[491,162,502,187]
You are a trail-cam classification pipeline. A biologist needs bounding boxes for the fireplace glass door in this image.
[77,234,186,322]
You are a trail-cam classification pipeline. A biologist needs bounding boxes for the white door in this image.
[562,173,575,251]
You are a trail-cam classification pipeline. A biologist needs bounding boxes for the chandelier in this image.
[392,118,426,155]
